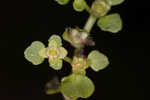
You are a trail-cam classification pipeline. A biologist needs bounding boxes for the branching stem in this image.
[84,2,90,13]
[84,14,97,33]
[64,57,72,64]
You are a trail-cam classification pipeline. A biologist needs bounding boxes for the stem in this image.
[84,2,90,13]
[46,88,60,95]
[64,57,72,64]
[84,14,97,33]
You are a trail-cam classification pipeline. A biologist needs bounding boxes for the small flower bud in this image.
[73,0,86,12]
[91,0,111,17]
[63,28,95,49]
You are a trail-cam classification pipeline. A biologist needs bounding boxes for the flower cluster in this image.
[24,0,125,99]
[56,0,124,33]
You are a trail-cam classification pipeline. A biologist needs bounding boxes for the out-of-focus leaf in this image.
[45,77,60,95]
[88,50,109,71]
[61,74,95,98]
[97,13,123,33]
[55,0,70,5]
[48,35,62,48]
[49,59,63,70]
[109,0,125,6]
[24,41,45,65]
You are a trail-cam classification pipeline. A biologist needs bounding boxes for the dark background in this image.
[0,0,148,100]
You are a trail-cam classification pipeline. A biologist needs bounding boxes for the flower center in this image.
[48,48,59,59]
[72,56,87,72]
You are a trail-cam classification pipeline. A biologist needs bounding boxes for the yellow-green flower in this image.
[24,35,68,70]
[70,50,109,73]
[47,35,68,70]
[72,56,87,73]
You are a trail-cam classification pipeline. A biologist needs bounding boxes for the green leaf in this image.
[24,41,45,65]
[88,50,109,71]
[49,59,63,70]
[109,0,125,6]
[73,0,86,12]
[55,0,70,5]
[58,47,68,59]
[48,35,62,48]
[61,74,95,98]
[97,13,123,33]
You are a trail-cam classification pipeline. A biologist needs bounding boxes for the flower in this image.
[24,35,68,70]
[47,35,68,70]
[72,56,87,73]
[62,28,94,49]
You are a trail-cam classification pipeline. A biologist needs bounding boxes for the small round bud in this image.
[91,0,111,17]
[73,0,86,12]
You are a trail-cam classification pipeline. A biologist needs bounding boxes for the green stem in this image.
[84,14,97,33]
[64,57,72,64]
[84,2,90,13]
[46,88,60,95]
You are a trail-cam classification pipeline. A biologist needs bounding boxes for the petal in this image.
[48,35,62,48]
[39,48,48,58]
[87,50,109,71]
[58,47,68,59]
[49,59,63,70]
[97,13,123,33]
[61,74,95,99]
[24,41,45,65]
